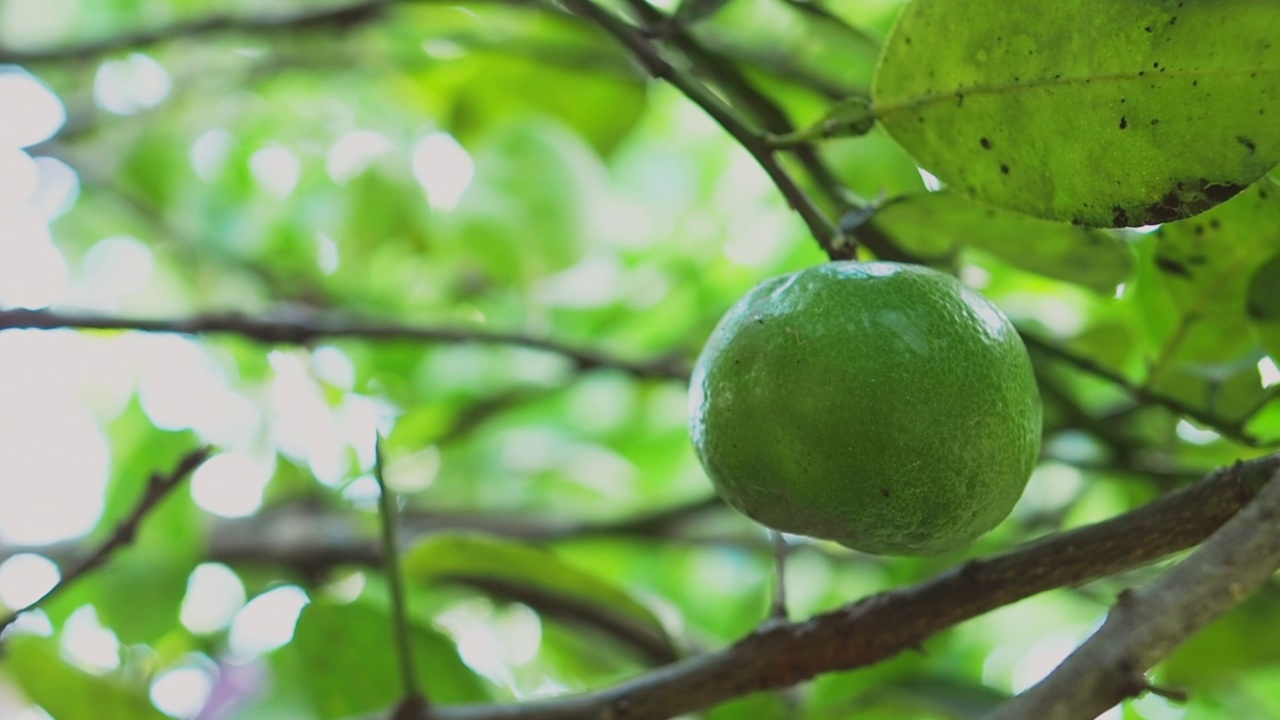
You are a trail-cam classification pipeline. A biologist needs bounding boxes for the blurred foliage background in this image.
[0,0,1278,719]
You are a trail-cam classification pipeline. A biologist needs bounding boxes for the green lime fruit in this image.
[689,261,1041,555]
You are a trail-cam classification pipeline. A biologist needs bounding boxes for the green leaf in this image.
[844,675,1010,720]
[403,533,678,664]
[1247,251,1280,359]
[451,119,604,282]
[872,0,1280,226]
[290,599,487,718]
[5,635,166,720]
[1161,584,1280,688]
[1153,178,1280,319]
[706,691,792,720]
[875,191,1134,290]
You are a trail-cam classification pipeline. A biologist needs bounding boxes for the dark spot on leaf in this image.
[1151,118,1160,125]
[1125,179,1246,225]
[980,137,992,150]
[1144,25,1153,32]
[1155,256,1192,278]
[1193,80,1199,87]
[1238,136,1258,154]
[1193,224,1204,235]
[955,92,965,107]
[1112,207,1130,226]
[1000,164,1010,175]
[1119,116,1128,129]
[1153,62,1160,69]
[1170,16,1177,25]
[880,488,892,498]
[1209,218,1222,229]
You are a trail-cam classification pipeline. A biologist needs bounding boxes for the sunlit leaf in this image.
[290,599,487,718]
[875,191,1134,290]
[873,0,1280,226]
[1153,179,1280,319]
[403,532,678,664]
[6,634,166,720]
[1161,584,1280,688]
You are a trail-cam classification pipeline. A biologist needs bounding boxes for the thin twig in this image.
[984,465,1280,720]
[559,0,849,258]
[0,308,691,381]
[0,0,387,63]
[352,452,1280,720]
[373,439,427,707]
[614,0,925,263]
[0,448,211,635]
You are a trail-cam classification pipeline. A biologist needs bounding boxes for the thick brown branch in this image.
[0,1,387,63]
[0,308,690,381]
[332,452,1279,720]
[0,448,211,635]
[986,465,1280,720]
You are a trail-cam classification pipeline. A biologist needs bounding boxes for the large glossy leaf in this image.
[872,0,1280,226]
[403,533,678,664]
[290,600,487,718]
[875,191,1134,290]
[6,635,167,720]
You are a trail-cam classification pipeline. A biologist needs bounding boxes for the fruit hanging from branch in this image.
[689,262,1042,555]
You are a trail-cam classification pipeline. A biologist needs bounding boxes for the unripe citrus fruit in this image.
[689,261,1041,555]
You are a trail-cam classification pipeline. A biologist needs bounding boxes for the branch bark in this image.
[0,308,690,381]
[985,464,1280,720]
[341,452,1278,720]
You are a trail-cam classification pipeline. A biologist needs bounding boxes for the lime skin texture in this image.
[688,261,1042,556]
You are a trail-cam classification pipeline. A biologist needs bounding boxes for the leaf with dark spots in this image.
[1153,178,1280,324]
[872,0,1280,226]
[1155,255,1192,278]
[1125,179,1247,226]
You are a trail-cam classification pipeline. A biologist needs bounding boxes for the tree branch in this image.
[335,452,1279,720]
[0,447,211,635]
[0,0,388,64]
[616,0,936,265]
[0,308,690,381]
[985,464,1280,720]
[558,0,850,258]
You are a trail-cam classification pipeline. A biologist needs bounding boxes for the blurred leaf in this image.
[707,691,792,720]
[1247,251,1280,359]
[451,119,605,282]
[6,634,166,720]
[1161,584,1280,688]
[403,532,678,664]
[75,554,192,645]
[843,675,1010,720]
[290,599,487,717]
[873,0,1280,226]
[876,191,1134,290]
